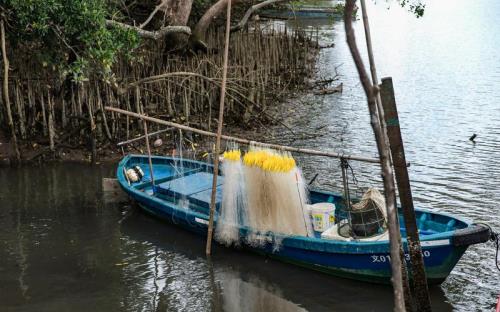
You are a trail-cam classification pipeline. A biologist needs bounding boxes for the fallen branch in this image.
[313,83,343,95]
[105,20,191,40]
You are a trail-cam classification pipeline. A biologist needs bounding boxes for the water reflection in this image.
[0,158,453,311]
[120,210,452,312]
[2,0,500,310]
[254,1,500,310]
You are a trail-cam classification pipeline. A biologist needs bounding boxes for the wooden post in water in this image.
[380,77,432,312]
[206,0,232,256]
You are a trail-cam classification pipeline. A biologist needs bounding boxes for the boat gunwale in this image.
[117,154,475,252]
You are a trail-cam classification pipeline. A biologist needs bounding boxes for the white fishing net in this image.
[214,145,313,250]
[215,150,246,246]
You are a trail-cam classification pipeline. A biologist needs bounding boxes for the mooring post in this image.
[380,77,432,311]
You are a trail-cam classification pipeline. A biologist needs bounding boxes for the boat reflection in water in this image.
[120,209,454,311]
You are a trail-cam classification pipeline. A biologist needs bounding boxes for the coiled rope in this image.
[492,230,500,272]
[475,223,500,271]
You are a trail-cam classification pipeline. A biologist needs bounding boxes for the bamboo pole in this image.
[106,106,380,164]
[206,0,232,256]
[141,108,156,188]
[117,127,173,146]
[344,1,405,311]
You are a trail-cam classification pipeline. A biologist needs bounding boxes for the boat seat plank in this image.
[189,186,223,209]
[156,172,224,198]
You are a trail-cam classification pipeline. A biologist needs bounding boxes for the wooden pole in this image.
[206,0,232,256]
[381,77,432,311]
[105,106,380,164]
[140,107,155,188]
[344,1,406,311]
[117,127,173,146]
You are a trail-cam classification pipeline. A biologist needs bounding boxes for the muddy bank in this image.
[0,24,331,166]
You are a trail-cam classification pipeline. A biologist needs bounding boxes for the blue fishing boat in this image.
[117,154,492,284]
[260,7,342,19]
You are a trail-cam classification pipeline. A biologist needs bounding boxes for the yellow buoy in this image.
[223,149,241,161]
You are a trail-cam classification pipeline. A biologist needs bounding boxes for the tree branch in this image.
[140,1,167,29]
[231,0,286,32]
[105,19,191,40]
[344,1,406,311]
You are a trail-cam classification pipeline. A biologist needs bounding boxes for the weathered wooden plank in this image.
[380,77,431,312]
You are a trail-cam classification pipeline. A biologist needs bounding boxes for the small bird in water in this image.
[469,134,477,143]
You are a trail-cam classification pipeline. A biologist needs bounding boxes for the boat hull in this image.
[118,155,490,285]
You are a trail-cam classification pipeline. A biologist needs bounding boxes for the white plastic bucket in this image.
[308,203,335,232]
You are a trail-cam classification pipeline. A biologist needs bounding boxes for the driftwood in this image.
[313,83,343,95]
[105,106,380,164]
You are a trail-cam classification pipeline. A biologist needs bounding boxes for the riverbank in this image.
[0,24,335,167]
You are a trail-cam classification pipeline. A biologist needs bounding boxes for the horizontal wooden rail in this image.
[117,127,173,146]
[105,106,380,164]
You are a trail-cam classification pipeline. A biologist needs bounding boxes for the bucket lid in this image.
[309,202,335,212]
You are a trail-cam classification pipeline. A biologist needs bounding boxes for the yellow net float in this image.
[223,149,241,162]
[243,150,296,173]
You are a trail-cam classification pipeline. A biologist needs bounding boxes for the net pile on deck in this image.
[215,146,313,248]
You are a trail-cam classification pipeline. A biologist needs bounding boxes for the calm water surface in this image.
[1,0,499,311]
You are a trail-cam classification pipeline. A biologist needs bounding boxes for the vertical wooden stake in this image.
[141,108,155,188]
[381,77,432,312]
[206,0,232,256]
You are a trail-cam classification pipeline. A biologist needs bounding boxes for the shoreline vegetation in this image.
[0,23,326,166]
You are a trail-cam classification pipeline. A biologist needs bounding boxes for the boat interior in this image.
[121,155,469,240]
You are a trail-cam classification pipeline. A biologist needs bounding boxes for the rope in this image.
[475,223,500,271]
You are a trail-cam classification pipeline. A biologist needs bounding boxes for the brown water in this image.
[1,0,500,311]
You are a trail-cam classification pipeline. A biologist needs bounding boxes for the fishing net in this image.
[215,149,247,246]
[215,144,313,249]
[242,146,313,249]
[349,188,387,237]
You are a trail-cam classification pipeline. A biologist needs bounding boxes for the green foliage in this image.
[399,0,426,18]
[2,0,140,80]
